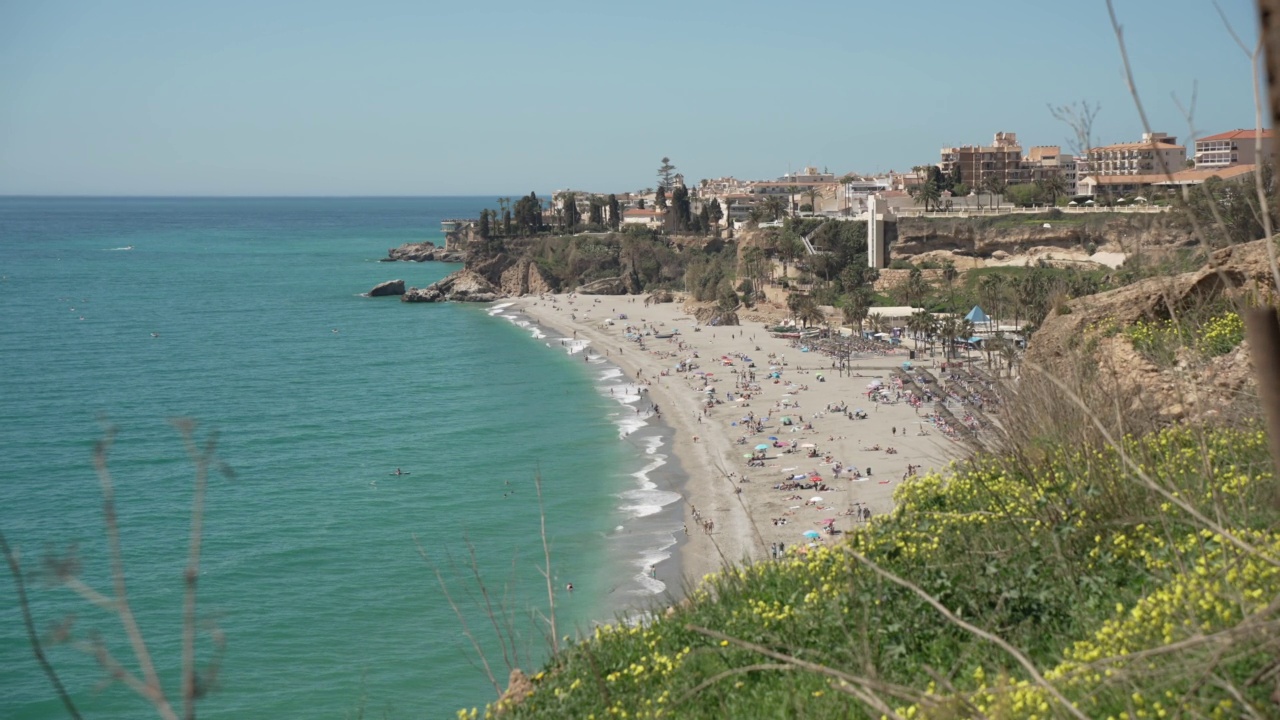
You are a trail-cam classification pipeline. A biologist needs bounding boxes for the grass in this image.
[462,422,1277,719]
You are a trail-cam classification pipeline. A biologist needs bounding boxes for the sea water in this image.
[0,197,681,718]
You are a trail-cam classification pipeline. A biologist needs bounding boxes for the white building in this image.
[1194,129,1273,169]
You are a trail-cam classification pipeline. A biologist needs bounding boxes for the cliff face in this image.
[382,241,466,263]
[892,212,1193,261]
[1024,238,1274,420]
[401,255,557,303]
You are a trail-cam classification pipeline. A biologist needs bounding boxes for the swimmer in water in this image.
[394,468,403,476]
[566,583,574,592]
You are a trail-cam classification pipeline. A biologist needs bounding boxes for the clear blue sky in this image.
[0,0,1263,196]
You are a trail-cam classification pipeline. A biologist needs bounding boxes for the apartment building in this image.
[1193,129,1273,169]
[1087,132,1186,176]
[1022,146,1079,195]
[939,132,1024,188]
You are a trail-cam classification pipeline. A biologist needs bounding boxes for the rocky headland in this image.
[381,241,466,263]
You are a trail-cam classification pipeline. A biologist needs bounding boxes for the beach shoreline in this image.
[510,292,966,606]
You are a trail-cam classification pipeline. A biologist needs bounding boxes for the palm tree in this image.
[982,176,1008,210]
[867,312,887,335]
[787,186,803,217]
[841,293,870,335]
[1038,173,1069,206]
[941,260,959,311]
[763,196,787,221]
[910,179,942,212]
[804,186,823,216]
[905,268,931,308]
[799,303,824,329]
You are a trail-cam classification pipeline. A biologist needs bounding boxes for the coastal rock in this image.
[498,257,556,296]
[578,276,627,295]
[402,269,501,303]
[382,242,467,263]
[368,279,405,297]
[497,669,534,712]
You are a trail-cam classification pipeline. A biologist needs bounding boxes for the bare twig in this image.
[172,418,211,720]
[685,624,917,718]
[672,662,793,705]
[533,472,559,654]
[842,549,1090,720]
[93,427,178,720]
[1,531,83,719]
[413,535,501,696]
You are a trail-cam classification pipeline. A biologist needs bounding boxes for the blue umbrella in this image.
[768,436,779,441]
[755,444,770,451]
[803,530,821,539]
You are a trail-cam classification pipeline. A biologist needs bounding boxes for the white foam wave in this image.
[564,339,591,355]
[487,302,515,315]
[640,436,664,454]
[530,328,546,339]
[633,538,677,594]
[615,415,647,437]
[619,488,680,517]
[599,368,623,381]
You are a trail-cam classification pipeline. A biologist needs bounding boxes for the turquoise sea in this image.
[0,197,681,718]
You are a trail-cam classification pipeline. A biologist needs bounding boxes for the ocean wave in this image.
[599,368,623,381]
[487,302,515,315]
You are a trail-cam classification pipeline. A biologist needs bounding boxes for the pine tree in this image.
[657,157,677,189]
[656,186,668,210]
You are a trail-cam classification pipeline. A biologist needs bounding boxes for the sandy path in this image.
[517,293,962,590]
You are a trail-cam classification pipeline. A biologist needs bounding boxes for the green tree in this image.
[948,164,962,191]
[804,187,822,215]
[478,209,491,239]
[607,194,621,230]
[1005,183,1041,207]
[910,179,942,212]
[707,199,724,236]
[776,231,805,279]
[656,186,668,211]
[840,290,871,335]
[1038,173,1069,205]
[763,196,787,221]
[941,260,959,311]
[588,197,604,228]
[657,157,677,189]
[905,267,930,308]
[670,186,692,230]
[561,192,581,230]
[786,186,803,217]
[982,176,1008,210]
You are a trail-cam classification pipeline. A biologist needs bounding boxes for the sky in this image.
[0,0,1265,196]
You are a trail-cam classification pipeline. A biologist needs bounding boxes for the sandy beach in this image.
[516,293,965,592]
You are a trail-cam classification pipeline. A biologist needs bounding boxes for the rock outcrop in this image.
[892,212,1192,263]
[382,242,465,263]
[402,269,501,303]
[368,279,405,297]
[1026,238,1275,421]
[578,277,628,295]
[498,257,556,296]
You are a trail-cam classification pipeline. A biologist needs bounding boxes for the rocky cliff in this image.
[892,212,1193,263]
[401,255,558,303]
[1025,238,1275,421]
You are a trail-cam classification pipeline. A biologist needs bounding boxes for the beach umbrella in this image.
[755,444,770,450]
[803,530,821,539]
[768,436,778,441]
[810,496,823,503]
[821,518,836,525]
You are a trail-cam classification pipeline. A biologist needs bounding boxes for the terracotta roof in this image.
[1197,128,1274,143]
[1090,139,1185,152]
[1081,164,1255,185]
